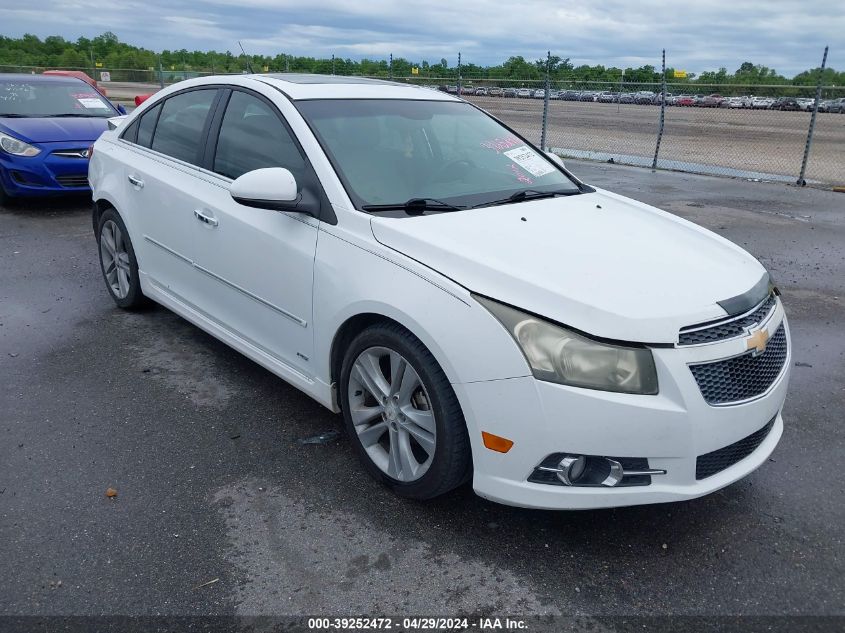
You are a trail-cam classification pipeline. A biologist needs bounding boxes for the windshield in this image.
[297,99,582,211]
[0,79,116,118]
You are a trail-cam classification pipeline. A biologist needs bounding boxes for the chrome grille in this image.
[689,324,787,405]
[679,293,777,345]
[696,415,776,479]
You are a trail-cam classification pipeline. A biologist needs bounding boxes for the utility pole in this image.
[389,53,393,80]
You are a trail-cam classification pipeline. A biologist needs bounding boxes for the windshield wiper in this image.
[40,113,108,118]
[361,197,465,215]
[472,188,584,209]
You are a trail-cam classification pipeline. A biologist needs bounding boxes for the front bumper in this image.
[455,305,790,510]
[0,141,92,197]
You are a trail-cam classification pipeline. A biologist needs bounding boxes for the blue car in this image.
[0,73,123,203]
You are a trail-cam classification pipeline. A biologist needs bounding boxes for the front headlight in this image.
[475,295,658,395]
[0,131,41,157]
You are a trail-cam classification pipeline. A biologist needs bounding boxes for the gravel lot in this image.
[1,161,843,627]
[468,96,845,185]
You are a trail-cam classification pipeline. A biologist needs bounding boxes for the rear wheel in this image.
[97,208,147,309]
[340,322,471,500]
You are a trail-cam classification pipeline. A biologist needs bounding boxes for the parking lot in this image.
[1,160,843,624]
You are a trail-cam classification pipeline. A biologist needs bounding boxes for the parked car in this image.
[474,87,487,96]
[460,85,475,95]
[674,95,695,106]
[446,85,458,94]
[701,94,725,107]
[633,91,655,104]
[751,96,774,109]
[89,74,790,509]
[43,69,108,97]
[771,97,801,111]
[597,91,617,103]
[516,88,532,98]
[579,91,597,102]
[720,97,744,109]
[488,87,503,97]
[560,90,580,101]
[796,98,815,111]
[618,92,635,104]
[826,97,845,113]
[533,89,546,99]
[0,73,122,203]
[502,87,517,98]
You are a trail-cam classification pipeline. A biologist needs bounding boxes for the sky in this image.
[1,0,843,76]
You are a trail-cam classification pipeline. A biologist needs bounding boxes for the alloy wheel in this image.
[347,346,437,482]
[99,219,131,299]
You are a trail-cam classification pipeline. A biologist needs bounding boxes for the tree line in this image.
[0,32,841,87]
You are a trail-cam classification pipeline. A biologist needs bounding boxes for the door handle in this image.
[194,209,219,227]
[127,175,144,188]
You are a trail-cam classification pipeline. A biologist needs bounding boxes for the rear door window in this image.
[135,103,161,148]
[150,89,218,164]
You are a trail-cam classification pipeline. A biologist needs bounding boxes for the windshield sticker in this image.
[509,163,533,184]
[481,135,523,153]
[77,97,107,109]
[503,145,555,178]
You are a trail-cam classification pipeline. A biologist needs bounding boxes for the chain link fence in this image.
[3,49,842,186]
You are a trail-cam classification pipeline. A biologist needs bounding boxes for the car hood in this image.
[0,117,110,144]
[370,189,766,344]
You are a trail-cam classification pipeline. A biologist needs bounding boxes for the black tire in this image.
[340,322,472,500]
[96,207,147,309]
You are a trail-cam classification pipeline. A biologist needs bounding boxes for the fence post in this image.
[389,53,393,80]
[651,49,667,170]
[158,57,164,89]
[457,52,462,95]
[540,51,551,150]
[797,45,828,186]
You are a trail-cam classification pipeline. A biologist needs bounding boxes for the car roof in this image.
[253,73,459,101]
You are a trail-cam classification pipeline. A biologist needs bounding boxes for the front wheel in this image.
[97,208,147,309]
[340,323,471,500]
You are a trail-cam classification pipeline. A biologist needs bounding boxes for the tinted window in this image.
[151,89,217,164]
[213,91,305,180]
[136,103,161,148]
[121,118,139,143]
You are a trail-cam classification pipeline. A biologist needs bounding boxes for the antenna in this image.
[238,41,255,74]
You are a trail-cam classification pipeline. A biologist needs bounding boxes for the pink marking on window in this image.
[480,135,523,153]
[509,163,533,184]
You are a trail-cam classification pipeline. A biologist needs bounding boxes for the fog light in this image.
[531,453,667,487]
[557,455,587,485]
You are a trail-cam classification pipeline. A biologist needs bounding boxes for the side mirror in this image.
[545,151,565,169]
[231,168,321,217]
[116,104,127,115]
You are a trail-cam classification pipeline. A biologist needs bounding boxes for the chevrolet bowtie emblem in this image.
[746,328,770,355]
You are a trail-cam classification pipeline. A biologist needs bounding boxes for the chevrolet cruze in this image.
[88,74,790,509]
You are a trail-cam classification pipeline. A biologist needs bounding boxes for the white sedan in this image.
[89,74,790,509]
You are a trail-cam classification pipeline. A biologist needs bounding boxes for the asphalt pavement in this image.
[1,161,843,625]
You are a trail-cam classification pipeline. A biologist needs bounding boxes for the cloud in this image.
[1,0,841,75]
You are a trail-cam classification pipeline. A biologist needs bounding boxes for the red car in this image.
[675,95,695,106]
[42,70,108,97]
